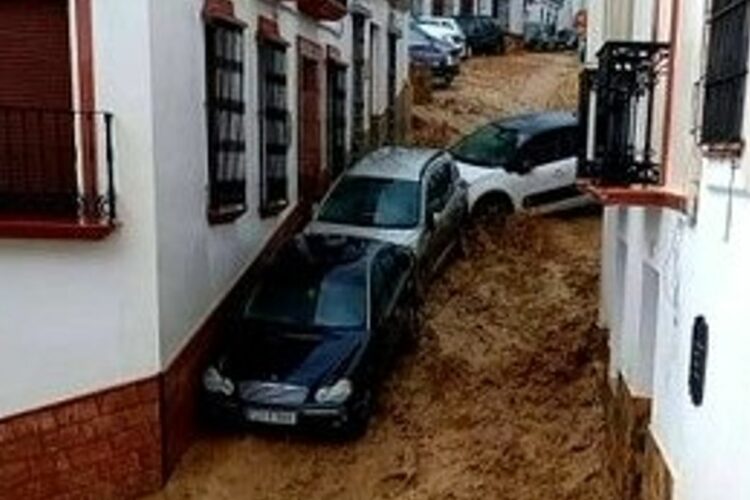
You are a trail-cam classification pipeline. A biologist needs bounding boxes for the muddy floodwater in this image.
[147,51,615,500]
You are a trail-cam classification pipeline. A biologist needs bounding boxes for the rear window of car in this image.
[245,254,367,329]
[318,176,421,229]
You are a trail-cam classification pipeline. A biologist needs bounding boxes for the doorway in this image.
[298,56,322,205]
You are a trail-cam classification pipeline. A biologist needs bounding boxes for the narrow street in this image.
[150,53,614,500]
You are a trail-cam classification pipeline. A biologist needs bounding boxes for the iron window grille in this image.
[327,61,348,179]
[205,21,247,223]
[0,107,116,222]
[259,40,290,216]
[351,14,367,159]
[701,0,750,148]
[578,41,670,186]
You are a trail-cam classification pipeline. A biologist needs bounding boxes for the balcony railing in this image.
[0,106,116,225]
[578,41,670,186]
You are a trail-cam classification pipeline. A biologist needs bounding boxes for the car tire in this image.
[454,226,469,259]
[472,194,513,226]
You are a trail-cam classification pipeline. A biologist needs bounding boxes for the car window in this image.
[557,127,579,159]
[451,124,518,167]
[318,176,421,229]
[519,131,562,168]
[426,161,454,213]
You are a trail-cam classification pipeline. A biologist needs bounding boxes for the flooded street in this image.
[148,52,614,500]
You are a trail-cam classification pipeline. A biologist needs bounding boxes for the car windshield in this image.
[451,124,518,166]
[318,176,421,229]
[245,262,367,329]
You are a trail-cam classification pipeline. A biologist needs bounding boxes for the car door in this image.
[516,127,582,213]
[369,249,411,375]
[423,160,457,274]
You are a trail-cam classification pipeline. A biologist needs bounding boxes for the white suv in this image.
[450,112,592,218]
[416,16,468,58]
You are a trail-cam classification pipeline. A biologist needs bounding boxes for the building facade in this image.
[0,0,410,498]
[583,0,750,499]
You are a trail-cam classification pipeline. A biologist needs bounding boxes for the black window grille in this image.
[578,42,670,186]
[351,14,367,159]
[205,21,247,222]
[387,33,398,143]
[259,40,290,216]
[327,62,347,179]
[702,0,750,147]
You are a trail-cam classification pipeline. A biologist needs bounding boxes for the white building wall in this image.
[150,0,409,366]
[0,0,161,418]
[595,0,750,496]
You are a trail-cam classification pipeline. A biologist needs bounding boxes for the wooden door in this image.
[298,57,322,204]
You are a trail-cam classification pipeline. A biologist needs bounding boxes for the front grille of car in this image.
[239,381,310,405]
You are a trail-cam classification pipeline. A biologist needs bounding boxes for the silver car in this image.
[306,147,469,287]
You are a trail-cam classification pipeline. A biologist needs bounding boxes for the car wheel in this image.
[404,297,422,352]
[454,226,469,259]
[472,194,513,226]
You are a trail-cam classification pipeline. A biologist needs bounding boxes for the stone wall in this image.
[642,431,673,500]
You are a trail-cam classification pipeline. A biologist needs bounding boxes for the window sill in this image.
[0,217,118,240]
[208,205,247,225]
[260,200,289,219]
[578,180,688,213]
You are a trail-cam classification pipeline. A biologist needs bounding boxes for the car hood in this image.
[306,221,421,251]
[226,330,365,405]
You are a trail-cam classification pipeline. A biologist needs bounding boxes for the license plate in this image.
[245,409,297,426]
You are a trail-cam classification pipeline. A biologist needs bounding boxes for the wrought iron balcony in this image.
[578,41,670,186]
[0,106,117,237]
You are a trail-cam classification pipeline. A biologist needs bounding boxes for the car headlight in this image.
[203,366,235,396]
[315,379,353,404]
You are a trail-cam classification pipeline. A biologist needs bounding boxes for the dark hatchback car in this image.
[202,234,419,437]
[454,16,504,55]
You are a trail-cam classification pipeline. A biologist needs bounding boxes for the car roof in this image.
[493,111,577,136]
[347,146,444,181]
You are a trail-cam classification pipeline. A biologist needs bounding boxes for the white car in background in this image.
[449,111,593,219]
[415,17,468,58]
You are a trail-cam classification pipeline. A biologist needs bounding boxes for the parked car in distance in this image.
[416,16,468,58]
[453,15,504,55]
[450,111,591,219]
[524,21,555,51]
[408,23,460,87]
[554,28,579,50]
[202,234,419,437]
[307,147,468,288]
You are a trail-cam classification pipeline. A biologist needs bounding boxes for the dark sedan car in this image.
[454,16,504,55]
[202,234,419,437]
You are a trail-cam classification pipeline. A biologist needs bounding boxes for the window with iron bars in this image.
[259,40,290,216]
[327,61,347,179]
[205,21,247,223]
[701,0,750,148]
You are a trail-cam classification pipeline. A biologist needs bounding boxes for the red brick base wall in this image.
[0,205,308,499]
[642,430,673,500]
[602,373,653,500]
[0,379,162,500]
[161,203,308,475]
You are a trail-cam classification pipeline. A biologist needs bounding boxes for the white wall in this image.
[150,0,409,367]
[0,0,160,418]
[595,0,750,496]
